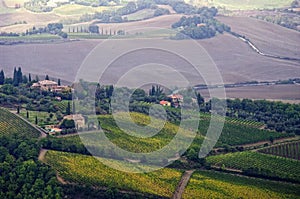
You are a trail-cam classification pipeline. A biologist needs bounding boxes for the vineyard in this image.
[200,112,265,129]
[190,118,288,148]
[259,141,300,160]
[183,170,300,199]
[206,151,300,182]
[41,111,289,158]
[44,150,183,198]
[0,107,40,138]
[53,100,69,113]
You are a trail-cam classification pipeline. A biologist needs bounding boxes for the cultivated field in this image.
[188,0,294,10]
[93,14,183,33]
[0,8,62,32]
[217,16,300,58]
[259,141,300,160]
[0,107,40,138]
[44,150,183,198]
[52,4,119,16]
[124,9,155,21]
[206,151,300,182]
[183,170,300,199]
[200,84,300,102]
[1,34,299,87]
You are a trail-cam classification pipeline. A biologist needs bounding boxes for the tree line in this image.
[171,7,231,39]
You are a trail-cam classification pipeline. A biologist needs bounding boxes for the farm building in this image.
[31,80,70,93]
[168,94,183,108]
[63,114,85,129]
[160,100,171,106]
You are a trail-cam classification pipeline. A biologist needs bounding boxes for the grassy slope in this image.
[183,170,300,199]
[0,107,40,138]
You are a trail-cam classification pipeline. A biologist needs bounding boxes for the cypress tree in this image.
[28,73,32,82]
[17,67,22,84]
[58,79,61,86]
[45,75,49,80]
[22,75,28,84]
[66,101,71,115]
[0,70,5,85]
[13,67,18,86]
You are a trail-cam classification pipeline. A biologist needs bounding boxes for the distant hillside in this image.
[0,107,40,138]
[186,0,294,10]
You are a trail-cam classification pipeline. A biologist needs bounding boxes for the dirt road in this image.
[172,170,195,199]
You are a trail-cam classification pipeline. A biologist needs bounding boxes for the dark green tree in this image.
[45,75,49,80]
[13,67,18,86]
[0,70,5,85]
[28,73,32,82]
[88,25,99,34]
[58,79,61,86]
[66,101,71,115]
[17,67,23,84]
[196,92,204,106]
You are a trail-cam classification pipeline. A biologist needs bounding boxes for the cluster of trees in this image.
[225,99,300,134]
[0,67,29,86]
[172,7,231,39]
[74,0,119,7]
[24,0,55,12]
[78,0,173,24]
[24,23,68,38]
[60,118,77,134]
[75,80,205,117]
[0,32,19,37]
[0,134,63,198]
[0,67,71,112]
[291,0,299,8]
[255,13,300,32]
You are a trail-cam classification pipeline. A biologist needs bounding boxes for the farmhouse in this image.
[168,94,183,107]
[63,114,85,129]
[45,125,62,135]
[160,100,171,106]
[31,80,70,93]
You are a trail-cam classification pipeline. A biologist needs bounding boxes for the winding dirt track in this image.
[172,170,195,199]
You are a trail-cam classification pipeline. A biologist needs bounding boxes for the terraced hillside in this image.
[0,107,40,138]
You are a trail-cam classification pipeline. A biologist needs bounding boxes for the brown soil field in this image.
[157,5,176,14]
[0,8,62,31]
[93,14,183,33]
[200,84,300,102]
[0,14,299,102]
[0,34,299,85]
[217,16,300,59]
[198,33,300,83]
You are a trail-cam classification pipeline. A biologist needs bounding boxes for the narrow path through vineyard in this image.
[172,170,195,199]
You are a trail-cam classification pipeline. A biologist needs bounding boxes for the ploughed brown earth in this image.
[0,16,299,101]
